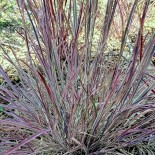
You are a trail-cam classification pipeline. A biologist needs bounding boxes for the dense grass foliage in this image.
[0,0,155,154]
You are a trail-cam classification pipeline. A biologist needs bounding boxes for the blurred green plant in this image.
[0,105,3,112]
[0,0,22,27]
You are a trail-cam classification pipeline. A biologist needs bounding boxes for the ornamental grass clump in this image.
[0,0,155,154]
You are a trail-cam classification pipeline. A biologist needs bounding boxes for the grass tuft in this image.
[0,0,155,154]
